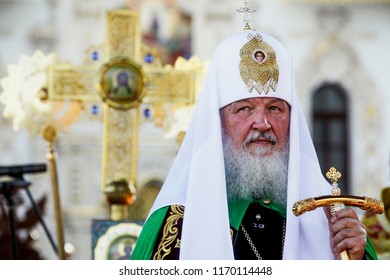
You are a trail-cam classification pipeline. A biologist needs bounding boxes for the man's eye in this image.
[269,106,281,111]
[237,106,251,113]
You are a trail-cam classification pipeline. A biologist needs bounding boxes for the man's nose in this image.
[252,112,271,131]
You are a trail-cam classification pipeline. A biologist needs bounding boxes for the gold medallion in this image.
[239,34,279,94]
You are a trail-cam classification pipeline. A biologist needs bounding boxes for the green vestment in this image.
[130,201,378,260]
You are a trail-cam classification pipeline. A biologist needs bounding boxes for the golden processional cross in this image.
[47,10,197,220]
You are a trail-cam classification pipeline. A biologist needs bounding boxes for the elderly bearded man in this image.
[130,30,377,260]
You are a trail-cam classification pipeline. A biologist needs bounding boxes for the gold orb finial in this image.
[41,125,58,143]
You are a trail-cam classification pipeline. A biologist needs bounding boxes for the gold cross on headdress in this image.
[237,1,256,30]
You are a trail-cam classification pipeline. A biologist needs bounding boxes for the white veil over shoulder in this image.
[146,31,334,260]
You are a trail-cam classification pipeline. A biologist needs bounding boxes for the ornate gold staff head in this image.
[292,167,384,260]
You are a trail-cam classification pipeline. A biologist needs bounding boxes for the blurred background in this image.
[0,0,389,260]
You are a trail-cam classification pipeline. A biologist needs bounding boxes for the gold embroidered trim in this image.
[239,33,279,94]
[153,205,184,260]
[174,239,181,249]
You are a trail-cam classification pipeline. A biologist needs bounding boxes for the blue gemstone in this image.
[91,105,99,115]
[144,53,154,64]
[91,51,99,61]
[143,108,151,118]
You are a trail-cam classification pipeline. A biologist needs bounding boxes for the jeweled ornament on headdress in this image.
[239,33,279,94]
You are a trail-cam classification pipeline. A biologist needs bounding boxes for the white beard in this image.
[222,130,289,211]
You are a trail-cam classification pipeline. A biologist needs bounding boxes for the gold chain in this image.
[241,224,262,259]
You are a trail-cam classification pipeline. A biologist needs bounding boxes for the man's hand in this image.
[324,207,367,260]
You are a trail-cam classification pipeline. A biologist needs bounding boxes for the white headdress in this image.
[147,30,334,259]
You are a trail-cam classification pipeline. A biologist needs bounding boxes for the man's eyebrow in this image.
[231,100,250,106]
[268,99,288,105]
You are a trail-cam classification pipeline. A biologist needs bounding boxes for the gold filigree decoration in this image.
[365,197,386,214]
[103,107,139,189]
[107,10,141,60]
[48,64,98,101]
[174,239,181,249]
[153,205,184,260]
[239,33,279,94]
[326,167,342,184]
[292,198,317,216]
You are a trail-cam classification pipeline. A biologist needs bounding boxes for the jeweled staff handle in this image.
[292,167,384,260]
[327,167,349,260]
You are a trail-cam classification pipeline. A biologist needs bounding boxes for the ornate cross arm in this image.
[292,194,384,217]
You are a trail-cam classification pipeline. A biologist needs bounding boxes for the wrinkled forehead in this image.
[221,96,291,112]
[210,31,293,109]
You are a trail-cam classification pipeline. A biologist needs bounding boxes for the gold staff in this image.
[292,167,384,260]
[41,125,66,260]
